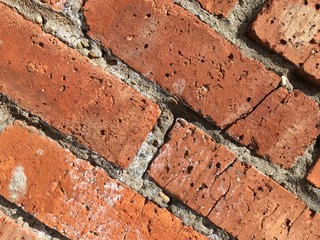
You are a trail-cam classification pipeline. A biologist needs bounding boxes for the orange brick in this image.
[196,0,238,17]
[250,0,320,84]
[307,157,320,188]
[227,89,320,168]
[40,0,68,10]
[149,119,318,239]
[0,122,207,240]
[83,0,280,128]
[0,3,160,168]
[0,210,37,240]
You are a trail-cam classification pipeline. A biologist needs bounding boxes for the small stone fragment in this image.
[280,75,288,87]
[159,191,170,203]
[81,39,90,48]
[88,51,98,59]
[35,15,43,24]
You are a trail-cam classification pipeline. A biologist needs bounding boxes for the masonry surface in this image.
[0,0,319,240]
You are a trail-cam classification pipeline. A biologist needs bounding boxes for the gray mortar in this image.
[0,103,13,132]
[0,0,319,239]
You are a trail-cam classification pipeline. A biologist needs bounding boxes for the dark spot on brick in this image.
[280,39,287,45]
[187,165,193,173]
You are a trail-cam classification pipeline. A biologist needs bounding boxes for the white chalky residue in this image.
[104,182,124,207]
[8,165,27,202]
[173,78,186,95]
[36,149,44,155]
[104,181,124,192]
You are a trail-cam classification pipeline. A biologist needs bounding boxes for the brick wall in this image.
[0,0,319,239]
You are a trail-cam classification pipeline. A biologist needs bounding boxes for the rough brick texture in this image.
[83,0,280,128]
[0,210,37,240]
[149,119,320,239]
[307,157,320,188]
[0,122,207,240]
[196,0,238,17]
[227,89,320,168]
[0,3,160,168]
[250,0,320,84]
[40,0,66,10]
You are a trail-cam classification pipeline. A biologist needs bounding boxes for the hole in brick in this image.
[216,162,221,168]
[316,4,320,9]
[310,209,316,218]
[38,42,44,48]
[133,13,137,17]
[270,20,274,24]
[228,53,234,61]
[304,0,308,5]
[187,165,193,173]
[184,150,189,158]
[199,183,208,191]
[165,73,170,78]
[239,135,244,140]
[217,13,223,19]
[190,183,194,187]
[247,97,252,102]
[257,186,263,191]
[208,161,213,169]
[146,13,152,18]
[100,130,106,135]
[106,58,118,65]
[144,43,149,49]
[309,38,316,44]
[280,39,287,45]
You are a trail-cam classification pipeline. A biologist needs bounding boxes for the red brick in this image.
[149,119,237,216]
[0,122,207,240]
[0,210,37,240]
[287,209,320,239]
[250,0,320,84]
[40,0,68,10]
[227,89,320,168]
[149,119,318,239]
[196,0,238,17]
[83,0,280,128]
[0,3,160,168]
[307,157,320,188]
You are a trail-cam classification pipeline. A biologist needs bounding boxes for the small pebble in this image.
[168,97,178,106]
[81,39,90,48]
[280,75,288,87]
[158,191,170,203]
[35,15,43,24]
[76,42,83,49]
[88,51,98,59]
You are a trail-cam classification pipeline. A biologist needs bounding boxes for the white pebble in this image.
[158,191,170,203]
[35,15,43,24]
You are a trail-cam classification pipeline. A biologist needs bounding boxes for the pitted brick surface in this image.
[149,119,320,239]
[0,3,160,168]
[0,122,207,240]
[84,0,280,128]
[250,0,320,84]
[227,89,320,168]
